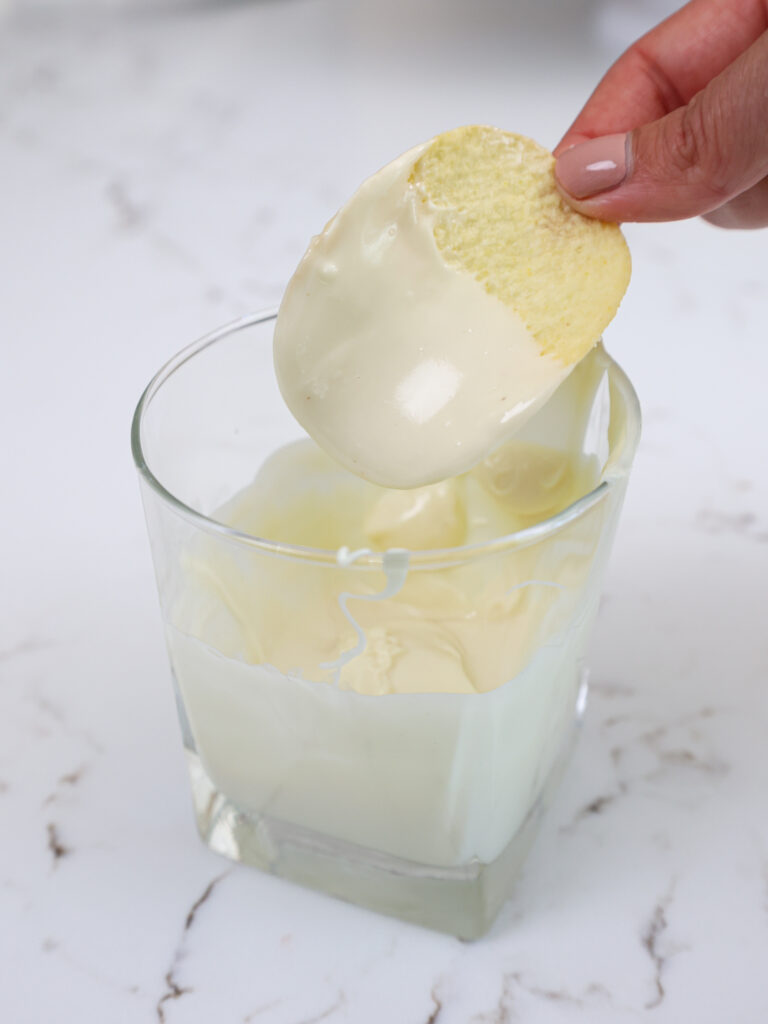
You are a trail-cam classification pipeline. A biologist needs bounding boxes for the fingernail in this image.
[555,133,628,199]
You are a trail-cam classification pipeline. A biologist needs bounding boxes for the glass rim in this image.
[131,309,641,569]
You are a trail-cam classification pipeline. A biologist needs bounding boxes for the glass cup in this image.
[132,310,640,939]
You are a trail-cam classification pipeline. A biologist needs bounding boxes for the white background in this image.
[2,1,767,1021]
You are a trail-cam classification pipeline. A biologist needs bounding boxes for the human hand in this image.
[554,0,768,228]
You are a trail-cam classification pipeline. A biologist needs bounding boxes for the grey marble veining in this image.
[2,2,768,1022]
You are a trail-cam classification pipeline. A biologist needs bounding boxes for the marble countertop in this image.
[2,1,768,1021]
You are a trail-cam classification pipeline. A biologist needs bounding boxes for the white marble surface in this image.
[2,1,768,1021]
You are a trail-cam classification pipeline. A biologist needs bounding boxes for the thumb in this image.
[554,31,768,223]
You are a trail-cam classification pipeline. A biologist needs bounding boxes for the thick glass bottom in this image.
[180,672,587,940]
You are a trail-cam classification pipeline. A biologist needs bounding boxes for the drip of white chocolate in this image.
[176,428,601,696]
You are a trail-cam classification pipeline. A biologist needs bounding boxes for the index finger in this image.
[554,0,768,155]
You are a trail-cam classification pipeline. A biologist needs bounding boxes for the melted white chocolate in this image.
[181,437,599,697]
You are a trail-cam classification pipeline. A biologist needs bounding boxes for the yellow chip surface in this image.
[410,125,631,364]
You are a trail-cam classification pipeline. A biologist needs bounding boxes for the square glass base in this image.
[182,680,583,941]
[185,745,541,939]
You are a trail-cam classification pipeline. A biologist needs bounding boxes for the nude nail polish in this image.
[555,134,628,199]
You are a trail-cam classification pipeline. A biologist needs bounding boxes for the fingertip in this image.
[552,182,626,222]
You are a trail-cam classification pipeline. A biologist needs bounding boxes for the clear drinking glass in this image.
[132,310,640,939]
